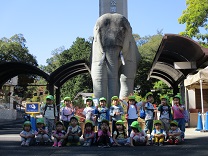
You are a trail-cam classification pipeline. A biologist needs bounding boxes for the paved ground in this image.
[0,119,208,156]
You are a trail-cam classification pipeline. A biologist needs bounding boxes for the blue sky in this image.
[0,0,186,65]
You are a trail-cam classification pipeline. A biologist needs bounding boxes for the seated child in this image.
[65,116,82,146]
[126,121,148,146]
[112,120,128,146]
[97,119,111,148]
[150,120,166,146]
[52,121,66,147]
[35,118,49,145]
[20,121,35,146]
[167,120,182,145]
[83,120,95,147]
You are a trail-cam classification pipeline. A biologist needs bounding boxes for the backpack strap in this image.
[43,104,48,117]
[43,104,56,118]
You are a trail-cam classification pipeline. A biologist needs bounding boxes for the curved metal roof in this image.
[0,62,50,87]
[148,34,208,88]
[50,60,90,87]
[0,60,90,89]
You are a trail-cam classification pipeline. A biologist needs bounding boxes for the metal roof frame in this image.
[148,34,208,93]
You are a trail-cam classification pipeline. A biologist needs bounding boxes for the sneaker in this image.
[103,143,110,148]
[52,142,58,147]
[168,139,173,144]
[44,142,48,145]
[112,142,117,147]
[76,142,81,146]
[25,142,29,146]
[66,142,71,146]
[36,142,40,146]
[58,142,62,147]
[124,142,131,146]
[175,139,179,145]
[159,143,164,146]
[83,142,87,147]
[48,138,53,143]
[154,142,159,146]
[21,141,25,146]
[98,144,104,148]
[86,142,91,146]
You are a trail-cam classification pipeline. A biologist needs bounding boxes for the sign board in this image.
[25,102,40,114]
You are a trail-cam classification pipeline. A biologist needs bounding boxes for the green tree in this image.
[0,34,37,65]
[135,33,163,97]
[178,0,208,47]
[0,34,38,99]
[43,37,92,104]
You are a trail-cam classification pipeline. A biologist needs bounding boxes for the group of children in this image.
[20,93,186,147]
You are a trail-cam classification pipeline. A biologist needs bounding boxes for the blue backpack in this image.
[140,107,145,119]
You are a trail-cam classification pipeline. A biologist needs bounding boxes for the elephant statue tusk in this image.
[98,52,106,66]
[120,51,125,65]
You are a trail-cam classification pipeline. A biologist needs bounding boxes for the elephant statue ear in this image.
[122,17,133,61]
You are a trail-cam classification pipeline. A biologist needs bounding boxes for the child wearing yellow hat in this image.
[34,118,49,145]
[150,120,166,146]
[97,97,110,129]
[112,120,128,146]
[158,96,171,133]
[109,96,124,136]
[40,95,58,142]
[125,121,148,146]
[60,97,75,129]
[82,120,95,146]
[82,97,97,125]
[20,121,35,146]
[167,121,182,145]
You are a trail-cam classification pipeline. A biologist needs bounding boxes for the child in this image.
[144,92,155,135]
[120,96,142,136]
[112,120,128,146]
[83,120,95,147]
[168,120,182,145]
[125,121,148,146]
[20,121,35,146]
[41,95,58,141]
[52,121,66,147]
[65,116,82,146]
[150,120,166,146]
[172,94,185,140]
[60,96,75,129]
[158,95,171,133]
[97,119,111,148]
[35,118,49,145]
[110,96,124,136]
[97,97,109,129]
[82,97,97,125]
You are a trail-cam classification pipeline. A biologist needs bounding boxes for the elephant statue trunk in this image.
[91,13,140,106]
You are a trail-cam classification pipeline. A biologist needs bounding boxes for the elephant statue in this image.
[91,13,140,106]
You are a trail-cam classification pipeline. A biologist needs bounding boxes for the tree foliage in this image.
[178,0,208,47]
[135,33,163,97]
[0,34,37,65]
[43,37,92,102]
[0,34,38,99]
